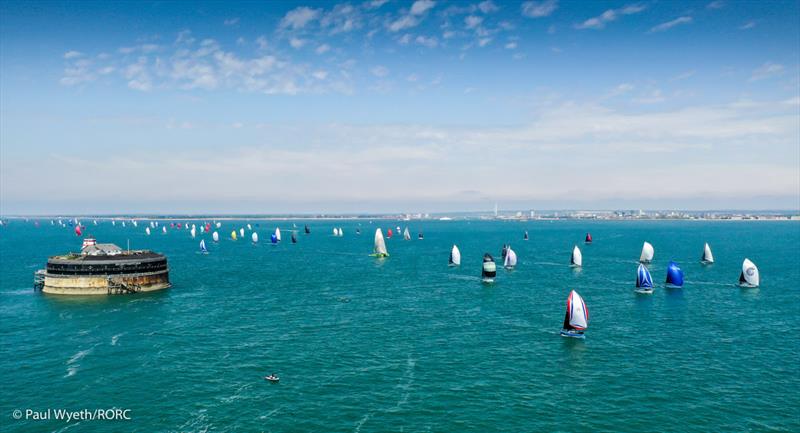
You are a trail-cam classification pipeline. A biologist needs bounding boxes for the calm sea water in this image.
[1,219,798,432]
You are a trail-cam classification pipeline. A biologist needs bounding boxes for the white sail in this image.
[333,227,338,236]
[504,247,517,268]
[212,231,219,242]
[568,291,589,330]
[702,243,714,263]
[247,223,252,231]
[132,220,138,227]
[639,241,654,263]
[190,227,197,238]
[111,220,115,226]
[252,232,259,243]
[403,227,411,240]
[239,228,245,238]
[450,245,461,266]
[740,258,760,287]
[275,227,281,241]
[374,228,388,256]
[145,227,151,235]
[199,239,207,253]
[162,226,167,234]
[121,221,125,227]
[338,227,343,236]
[571,246,582,267]
[216,222,222,228]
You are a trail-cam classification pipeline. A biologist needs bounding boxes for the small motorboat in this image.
[264,374,279,383]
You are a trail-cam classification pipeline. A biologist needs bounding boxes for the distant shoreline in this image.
[2,215,797,222]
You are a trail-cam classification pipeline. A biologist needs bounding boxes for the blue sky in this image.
[1,0,798,214]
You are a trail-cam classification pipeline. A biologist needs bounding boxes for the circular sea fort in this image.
[34,238,171,295]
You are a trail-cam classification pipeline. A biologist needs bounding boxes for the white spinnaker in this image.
[450,245,461,265]
[568,291,588,330]
[504,248,517,267]
[252,232,259,243]
[572,246,582,267]
[374,229,388,256]
[703,243,714,263]
[240,228,245,238]
[741,258,760,286]
[145,227,151,235]
[190,227,196,238]
[212,231,219,242]
[640,242,654,263]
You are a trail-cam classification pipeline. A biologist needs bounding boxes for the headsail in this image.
[504,247,517,269]
[373,228,388,257]
[449,245,461,266]
[636,264,654,289]
[701,243,714,264]
[665,261,684,287]
[563,290,589,331]
[639,241,654,263]
[571,246,582,267]
[739,258,759,287]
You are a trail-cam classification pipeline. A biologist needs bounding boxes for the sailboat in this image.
[665,261,684,288]
[504,247,517,269]
[121,221,126,227]
[523,231,529,241]
[291,232,297,243]
[132,220,138,227]
[216,222,222,228]
[145,227,151,235]
[162,226,167,234]
[418,232,424,240]
[560,290,589,338]
[449,245,461,266]
[739,258,759,288]
[333,227,339,236]
[247,223,252,231]
[270,233,278,244]
[585,233,592,244]
[639,241,654,263]
[387,228,393,238]
[403,227,411,240]
[571,246,582,267]
[701,243,714,264]
[482,253,496,283]
[239,228,245,238]
[252,232,259,244]
[372,228,389,257]
[501,244,508,260]
[212,231,219,242]
[338,228,343,236]
[275,227,281,242]
[199,239,208,254]
[635,263,654,294]
[74,225,82,236]
[231,230,237,241]
[190,226,196,238]
[304,224,310,234]
[111,220,115,226]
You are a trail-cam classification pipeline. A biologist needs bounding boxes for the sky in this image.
[1,0,798,214]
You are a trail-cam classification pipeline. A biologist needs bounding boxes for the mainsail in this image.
[701,243,714,264]
[275,227,281,242]
[403,227,411,240]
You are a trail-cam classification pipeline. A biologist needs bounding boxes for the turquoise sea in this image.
[1,219,799,432]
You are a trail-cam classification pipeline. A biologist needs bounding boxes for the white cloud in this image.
[478,1,499,13]
[505,41,517,49]
[315,44,331,54]
[389,15,420,32]
[63,50,83,59]
[465,15,483,29]
[366,0,389,9]
[371,65,390,77]
[749,62,785,82]
[649,16,693,33]
[706,0,724,9]
[312,70,328,80]
[410,0,436,15]
[280,6,321,30]
[576,4,646,30]
[478,38,492,47]
[416,35,439,48]
[407,73,419,82]
[255,36,269,50]
[521,0,558,18]
[289,37,306,49]
[739,21,756,30]
[223,17,240,26]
